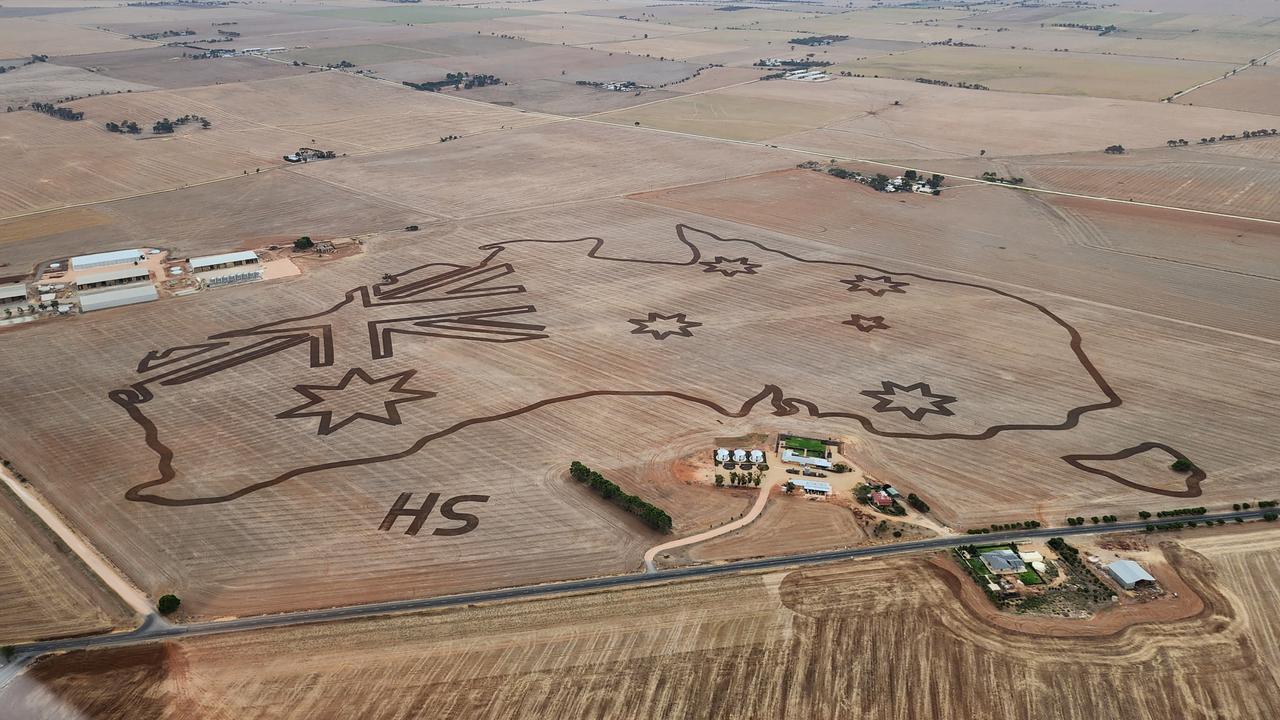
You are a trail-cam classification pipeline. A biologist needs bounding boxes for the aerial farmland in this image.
[0,0,1278,717]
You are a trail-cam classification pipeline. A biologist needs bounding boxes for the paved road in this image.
[12,510,1272,661]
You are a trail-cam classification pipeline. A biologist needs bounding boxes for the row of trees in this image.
[404,72,504,93]
[151,115,210,134]
[1065,515,1117,526]
[1195,129,1278,144]
[788,34,847,46]
[964,519,1042,534]
[716,470,762,487]
[105,120,142,134]
[569,461,672,533]
[29,102,83,121]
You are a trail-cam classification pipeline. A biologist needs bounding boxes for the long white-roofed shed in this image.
[189,251,260,273]
[70,249,145,270]
[78,284,159,312]
[75,267,151,291]
[1,283,27,305]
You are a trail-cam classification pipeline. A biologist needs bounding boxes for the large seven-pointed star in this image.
[276,367,436,435]
[628,312,702,340]
[860,381,956,422]
[841,274,909,296]
[698,256,760,277]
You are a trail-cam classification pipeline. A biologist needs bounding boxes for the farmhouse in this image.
[981,549,1027,575]
[791,479,831,496]
[75,267,151,291]
[0,283,27,307]
[1104,560,1156,590]
[870,490,893,508]
[780,449,833,469]
[70,249,145,271]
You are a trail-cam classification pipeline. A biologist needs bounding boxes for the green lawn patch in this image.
[782,436,826,453]
[1018,570,1043,585]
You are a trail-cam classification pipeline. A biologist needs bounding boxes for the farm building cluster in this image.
[1,247,267,323]
[956,537,1162,613]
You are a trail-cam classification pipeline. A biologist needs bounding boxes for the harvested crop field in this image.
[597,76,1280,157]
[292,121,803,218]
[923,144,1280,222]
[12,534,1280,718]
[0,482,131,645]
[0,19,155,58]
[1,192,1277,616]
[57,49,312,90]
[0,61,155,107]
[1177,65,1280,115]
[0,170,424,273]
[838,46,1236,101]
[0,72,551,217]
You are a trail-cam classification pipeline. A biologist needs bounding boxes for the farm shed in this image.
[70,249,145,271]
[78,284,159,312]
[1105,560,1156,590]
[75,267,150,291]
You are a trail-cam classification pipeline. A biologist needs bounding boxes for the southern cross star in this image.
[860,381,956,422]
[698,256,760,277]
[276,367,436,435]
[628,312,702,340]
[841,274,909,297]
[843,314,890,332]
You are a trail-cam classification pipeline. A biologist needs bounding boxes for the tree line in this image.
[569,461,672,533]
[30,102,83,121]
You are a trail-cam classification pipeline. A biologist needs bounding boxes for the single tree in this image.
[158,594,181,615]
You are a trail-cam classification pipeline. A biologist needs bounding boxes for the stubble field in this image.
[10,530,1280,718]
[0,483,131,645]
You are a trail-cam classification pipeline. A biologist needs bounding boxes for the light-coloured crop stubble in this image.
[0,485,131,645]
[597,76,1280,157]
[12,538,1280,718]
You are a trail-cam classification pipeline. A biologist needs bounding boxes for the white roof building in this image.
[75,267,150,289]
[1105,560,1156,590]
[1019,551,1044,563]
[791,479,831,495]
[0,283,27,304]
[189,251,259,272]
[780,449,833,469]
[749,449,765,463]
[732,449,748,463]
[70,249,145,270]
[715,448,730,462]
[78,284,159,312]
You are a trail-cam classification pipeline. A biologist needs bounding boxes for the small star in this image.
[860,381,956,422]
[841,274,909,296]
[277,368,436,435]
[698,256,760,277]
[843,314,889,332]
[628,312,702,340]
